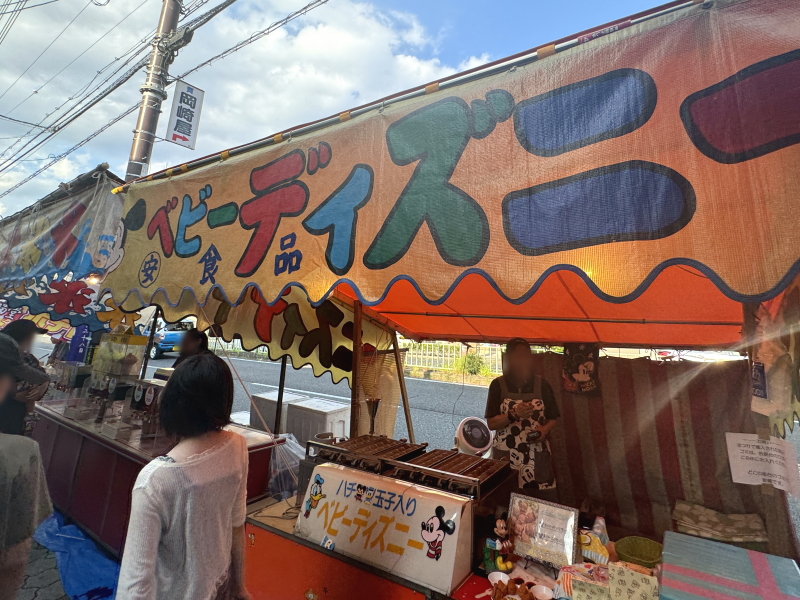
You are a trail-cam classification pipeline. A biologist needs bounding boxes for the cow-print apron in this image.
[491,376,556,491]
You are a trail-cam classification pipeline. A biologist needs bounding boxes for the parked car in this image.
[144,320,195,359]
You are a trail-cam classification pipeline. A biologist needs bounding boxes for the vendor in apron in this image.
[485,338,560,503]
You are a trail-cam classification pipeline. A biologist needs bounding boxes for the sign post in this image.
[166,81,205,150]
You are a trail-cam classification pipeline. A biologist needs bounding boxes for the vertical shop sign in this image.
[166,81,205,149]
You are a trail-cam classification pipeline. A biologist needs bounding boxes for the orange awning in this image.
[340,265,743,348]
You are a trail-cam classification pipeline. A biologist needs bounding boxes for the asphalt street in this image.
[145,353,491,450]
[33,341,490,450]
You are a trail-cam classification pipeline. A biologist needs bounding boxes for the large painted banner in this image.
[0,173,128,336]
[106,0,800,312]
[157,286,395,386]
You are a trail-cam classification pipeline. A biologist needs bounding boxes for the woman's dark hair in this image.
[2,319,45,345]
[505,337,531,354]
[184,328,209,352]
[160,353,233,437]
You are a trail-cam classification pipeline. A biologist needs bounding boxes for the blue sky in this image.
[0,0,665,211]
[367,0,659,65]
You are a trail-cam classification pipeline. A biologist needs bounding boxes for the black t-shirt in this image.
[0,397,26,435]
[0,352,44,435]
[484,376,560,421]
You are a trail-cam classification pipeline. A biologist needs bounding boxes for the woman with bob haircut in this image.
[117,353,252,600]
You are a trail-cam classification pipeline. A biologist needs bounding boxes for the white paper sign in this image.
[166,81,204,149]
[725,432,800,496]
[293,464,472,596]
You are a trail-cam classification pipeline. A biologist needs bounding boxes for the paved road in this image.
[33,342,490,450]
[145,353,490,450]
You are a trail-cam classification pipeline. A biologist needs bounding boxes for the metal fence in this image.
[209,337,273,357]
[399,341,504,374]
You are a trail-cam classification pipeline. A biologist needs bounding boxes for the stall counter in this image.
[33,400,284,556]
[245,506,470,600]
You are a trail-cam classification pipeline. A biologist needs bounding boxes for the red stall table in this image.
[33,399,284,556]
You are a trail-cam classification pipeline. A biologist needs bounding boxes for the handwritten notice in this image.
[509,493,578,568]
[725,433,800,496]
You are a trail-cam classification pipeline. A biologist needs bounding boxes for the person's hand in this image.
[512,402,535,420]
[538,420,556,440]
[15,382,48,403]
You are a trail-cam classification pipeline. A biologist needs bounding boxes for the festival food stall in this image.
[5,0,800,596]
[0,167,286,556]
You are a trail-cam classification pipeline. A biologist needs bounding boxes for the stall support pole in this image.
[350,301,363,437]
[140,306,160,379]
[392,331,415,444]
[274,355,288,434]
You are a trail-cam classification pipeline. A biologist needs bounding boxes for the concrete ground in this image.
[16,542,68,600]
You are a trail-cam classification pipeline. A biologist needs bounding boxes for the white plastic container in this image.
[249,390,307,432]
[285,398,350,446]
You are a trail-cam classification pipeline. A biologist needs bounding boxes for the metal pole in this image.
[392,331,415,444]
[140,306,161,379]
[274,355,288,434]
[125,0,183,181]
[350,301,363,438]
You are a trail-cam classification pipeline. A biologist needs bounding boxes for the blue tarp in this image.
[34,512,119,600]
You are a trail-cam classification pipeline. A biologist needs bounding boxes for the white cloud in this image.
[458,53,491,71]
[0,0,487,213]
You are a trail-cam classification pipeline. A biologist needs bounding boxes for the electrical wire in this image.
[0,0,94,103]
[0,28,152,160]
[175,0,329,81]
[5,0,153,116]
[0,102,139,199]
[0,0,27,47]
[0,0,223,166]
[0,113,49,130]
[0,0,61,16]
[0,0,331,197]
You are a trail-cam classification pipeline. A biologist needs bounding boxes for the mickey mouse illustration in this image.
[420,506,456,561]
[355,483,366,502]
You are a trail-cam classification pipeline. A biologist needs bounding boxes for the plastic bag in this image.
[268,433,305,500]
[33,511,119,600]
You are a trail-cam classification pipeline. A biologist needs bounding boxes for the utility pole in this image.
[125,0,189,181]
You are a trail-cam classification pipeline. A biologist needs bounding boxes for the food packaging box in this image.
[608,562,657,600]
[660,531,800,599]
[555,564,608,599]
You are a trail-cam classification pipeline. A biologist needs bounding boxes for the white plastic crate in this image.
[249,390,307,432]
[285,398,350,446]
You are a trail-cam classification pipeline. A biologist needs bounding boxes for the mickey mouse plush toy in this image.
[421,506,456,561]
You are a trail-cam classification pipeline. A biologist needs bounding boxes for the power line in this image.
[0,104,139,200]
[173,0,330,81]
[0,0,61,16]
[0,0,94,103]
[6,0,152,116]
[0,0,219,157]
[0,113,50,130]
[0,0,27,47]
[0,0,332,196]
[0,0,237,170]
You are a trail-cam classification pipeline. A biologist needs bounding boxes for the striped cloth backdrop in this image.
[531,354,797,559]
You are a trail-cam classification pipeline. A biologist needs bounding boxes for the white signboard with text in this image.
[294,464,472,596]
[166,80,204,149]
[726,432,800,496]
